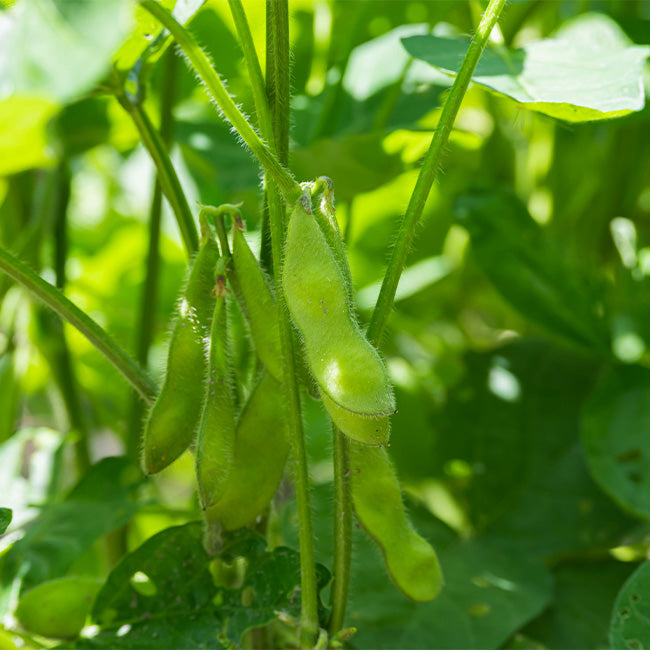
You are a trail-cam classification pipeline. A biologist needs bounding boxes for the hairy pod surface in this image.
[141,232,220,475]
[349,443,443,602]
[195,272,236,509]
[205,371,289,530]
[283,197,394,444]
[231,226,283,382]
[320,392,389,447]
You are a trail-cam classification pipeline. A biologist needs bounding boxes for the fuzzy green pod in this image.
[195,261,236,509]
[283,195,394,442]
[320,392,389,447]
[349,443,443,602]
[231,220,283,382]
[205,371,289,530]
[141,220,219,475]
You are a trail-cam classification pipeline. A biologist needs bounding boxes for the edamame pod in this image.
[283,194,394,441]
[231,218,283,382]
[205,371,289,530]
[195,260,236,509]
[141,216,219,475]
[349,443,443,602]
[320,392,389,447]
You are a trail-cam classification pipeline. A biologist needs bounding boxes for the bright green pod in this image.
[349,443,443,602]
[195,262,236,509]
[320,392,389,447]
[205,371,289,530]
[141,220,220,475]
[231,221,283,382]
[283,196,395,418]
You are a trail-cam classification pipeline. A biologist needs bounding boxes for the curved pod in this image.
[205,371,289,530]
[232,226,283,382]
[283,199,395,420]
[141,229,219,475]
[349,443,443,602]
[195,270,237,509]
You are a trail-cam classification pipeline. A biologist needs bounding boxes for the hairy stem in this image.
[265,3,319,643]
[0,246,157,403]
[269,185,319,648]
[367,0,508,345]
[118,93,198,256]
[127,51,178,458]
[328,427,352,635]
[227,0,273,141]
[140,0,302,205]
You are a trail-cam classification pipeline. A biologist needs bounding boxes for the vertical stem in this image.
[328,428,351,635]
[266,5,318,644]
[268,186,319,648]
[126,51,178,458]
[267,0,291,165]
[367,0,508,345]
[117,87,198,257]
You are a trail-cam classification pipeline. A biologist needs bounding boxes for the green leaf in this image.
[0,457,143,595]
[455,188,609,350]
[582,364,650,519]
[0,508,10,535]
[402,13,650,122]
[83,524,330,649]
[610,560,650,649]
[15,576,103,640]
[0,96,57,175]
[0,0,132,174]
[0,0,132,102]
[523,561,636,649]
[438,340,635,558]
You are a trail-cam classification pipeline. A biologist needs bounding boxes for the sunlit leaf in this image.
[403,13,650,122]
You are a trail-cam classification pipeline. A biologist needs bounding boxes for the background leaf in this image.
[610,560,650,649]
[402,13,650,122]
[582,364,650,519]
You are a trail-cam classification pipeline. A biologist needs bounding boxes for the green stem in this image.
[269,185,319,648]
[227,0,273,143]
[126,51,178,458]
[266,0,290,164]
[117,90,198,257]
[0,246,157,403]
[139,0,302,205]
[366,0,508,345]
[328,427,351,635]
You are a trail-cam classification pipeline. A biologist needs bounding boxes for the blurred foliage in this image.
[1,0,650,648]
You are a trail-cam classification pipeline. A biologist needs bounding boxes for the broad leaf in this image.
[0,0,132,102]
[82,523,330,649]
[438,339,635,558]
[0,457,144,595]
[523,561,636,649]
[402,13,650,122]
[455,188,609,351]
[610,560,650,649]
[582,364,650,519]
